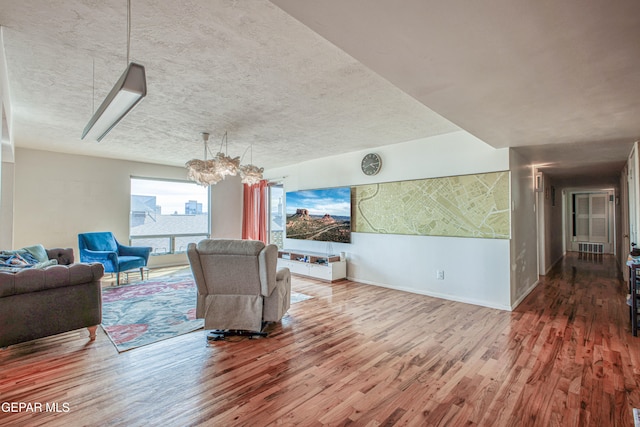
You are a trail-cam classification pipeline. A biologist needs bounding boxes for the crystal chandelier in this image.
[186,132,263,187]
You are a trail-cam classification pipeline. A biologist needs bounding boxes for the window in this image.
[269,184,284,249]
[130,177,210,254]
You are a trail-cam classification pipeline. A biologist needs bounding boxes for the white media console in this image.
[277,249,346,282]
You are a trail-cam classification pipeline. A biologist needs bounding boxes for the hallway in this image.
[512,251,640,426]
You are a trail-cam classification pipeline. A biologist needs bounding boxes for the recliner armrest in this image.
[265,267,290,297]
[276,267,290,283]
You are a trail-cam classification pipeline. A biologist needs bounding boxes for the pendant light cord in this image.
[218,131,228,154]
[126,0,131,64]
[92,59,95,113]
[240,144,253,164]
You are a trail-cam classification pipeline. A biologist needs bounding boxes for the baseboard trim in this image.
[544,255,563,275]
[346,276,512,311]
[510,278,540,310]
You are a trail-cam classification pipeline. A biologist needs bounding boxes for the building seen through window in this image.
[130,178,210,254]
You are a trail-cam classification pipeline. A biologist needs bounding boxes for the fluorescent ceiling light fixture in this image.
[81,62,146,142]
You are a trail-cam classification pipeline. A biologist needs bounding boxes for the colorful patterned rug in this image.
[101,274,203,352]
[101,274,313,352]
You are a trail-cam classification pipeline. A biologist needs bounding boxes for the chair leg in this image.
[140,267,145,280]
[116,273,121,286]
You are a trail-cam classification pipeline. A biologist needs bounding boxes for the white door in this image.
[575,194,590,242]
[589,194,608,243]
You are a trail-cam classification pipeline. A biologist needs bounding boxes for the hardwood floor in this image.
[2,253,640,426]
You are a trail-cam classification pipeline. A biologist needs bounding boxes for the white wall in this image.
[350,233,511,309]
[509,149,539,308]
[12,148,242,267]
[267,131,514,310]
[210,175,243,239]
[275,131,510,191]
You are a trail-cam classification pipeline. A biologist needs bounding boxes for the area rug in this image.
[101,274,203,352]
[291,292,313,304]
[102,275,314,352]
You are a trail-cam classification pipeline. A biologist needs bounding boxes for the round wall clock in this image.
[361,153,382,176]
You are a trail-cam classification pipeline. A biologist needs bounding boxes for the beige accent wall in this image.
[12,148,242,267]
[1,29,15,250]
[1,160,14,249]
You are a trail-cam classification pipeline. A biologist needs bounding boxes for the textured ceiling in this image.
[0,0,458,169]
[1,0,639,181]
[272,0,640,181]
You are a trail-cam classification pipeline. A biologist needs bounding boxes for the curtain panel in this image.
[242,180,268,243]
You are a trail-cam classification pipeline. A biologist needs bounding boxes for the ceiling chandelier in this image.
[185,132,263,186]
[239,145,265,186]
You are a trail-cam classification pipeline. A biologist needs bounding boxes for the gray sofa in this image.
[0,248,104,348]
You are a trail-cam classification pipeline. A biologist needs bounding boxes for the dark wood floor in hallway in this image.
[1,253,640,426]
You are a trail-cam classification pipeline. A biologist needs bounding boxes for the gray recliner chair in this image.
[187,239,291,340]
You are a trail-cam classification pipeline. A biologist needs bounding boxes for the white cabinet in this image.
[277,249,346,282]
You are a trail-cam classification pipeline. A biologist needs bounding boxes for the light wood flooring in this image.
[1,253,640,426]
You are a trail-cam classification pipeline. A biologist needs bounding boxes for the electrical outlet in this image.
[436,270,444,280]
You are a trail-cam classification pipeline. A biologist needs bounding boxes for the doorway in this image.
[567,190,615,254]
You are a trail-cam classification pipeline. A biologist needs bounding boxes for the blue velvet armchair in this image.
[78,232,152,285]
